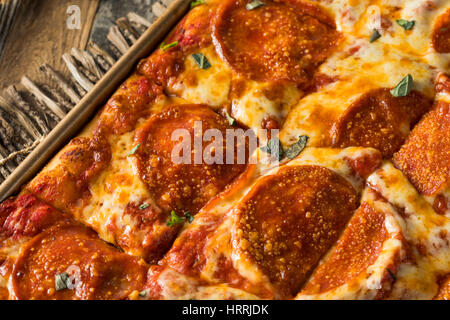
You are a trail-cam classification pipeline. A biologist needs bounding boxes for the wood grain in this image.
[0,0,190,201]
[0,0,99,91]
[0,0,20,62]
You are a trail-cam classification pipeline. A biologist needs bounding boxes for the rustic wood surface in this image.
[0,0,176,187]
[0,0,186,199]
[0,0,20,62]
[0,0,99,91]
[90,0,165,52]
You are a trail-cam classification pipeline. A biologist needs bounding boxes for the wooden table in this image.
[0,0,160,91]
[0,0,98,91]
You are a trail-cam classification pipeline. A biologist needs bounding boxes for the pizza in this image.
[1,0,449,300]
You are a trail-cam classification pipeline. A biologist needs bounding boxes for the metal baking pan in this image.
[0,0,191,202]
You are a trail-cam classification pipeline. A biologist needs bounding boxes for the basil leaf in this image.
[139,290,148,297]
[285,136,309,160]
[190,0,206,9]
[192,53,211,69]
[261,138,284,161]
[160,41,179,51]
[184,212,194,223]
[391,74,413,97]
[246,0,264,10]
[129,143,141,156]
[397,19,415,30]
[55,272,69,291]
[167,210,185,227]
[224,111,235,126]
[370,29,381,42]
[139,203,150,210]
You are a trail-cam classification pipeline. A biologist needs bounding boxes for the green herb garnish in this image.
[370,29,381,42]
[192,53,211,69]
[139,203,150,210]
[261,138,284,161]
[225,111,236,126]
[191,0,206,9]
[167,210,185,227]
[387,269,397,281]
[55,272,70,291]
[391,74,413,97]
[184,212,194,223]
[246,0,264,10]
[129,143,141,156]
[285,136,309,160]
[397,19,415,30]
[139,290,148,298]
[160,41,179,51]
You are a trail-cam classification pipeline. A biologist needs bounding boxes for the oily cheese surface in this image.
[0,0,449,300]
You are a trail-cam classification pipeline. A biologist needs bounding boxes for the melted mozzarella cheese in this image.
[367,161,450,299]
[185,147,381,299]
[169,45,302,135]
[281,35,438,147]
[154,268,260,300]
[230,81,301,135]
[81,130,152,245]
[169,46,232,108]
[9,0,450,300]
[76,96,184,253]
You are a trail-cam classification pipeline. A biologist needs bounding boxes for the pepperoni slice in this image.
[434,275,450,300]
[300,201,398,297]
[12,225,147,300]
[393,101,450,195]
[134,104,249,214]
[233,165,358,298]
[331,88,432,158]
[432,9,450,53]
[212,0,339,84]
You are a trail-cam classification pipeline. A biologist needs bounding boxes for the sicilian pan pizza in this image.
[0,0,450,300]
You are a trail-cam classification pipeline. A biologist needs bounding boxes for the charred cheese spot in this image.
[233,165,357,298]
[331,88,432,158]
[11,226,147,300]
[169,46,233,108]
[212,0,339,85]
[433,194,449,216]
[134,104,249,215]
